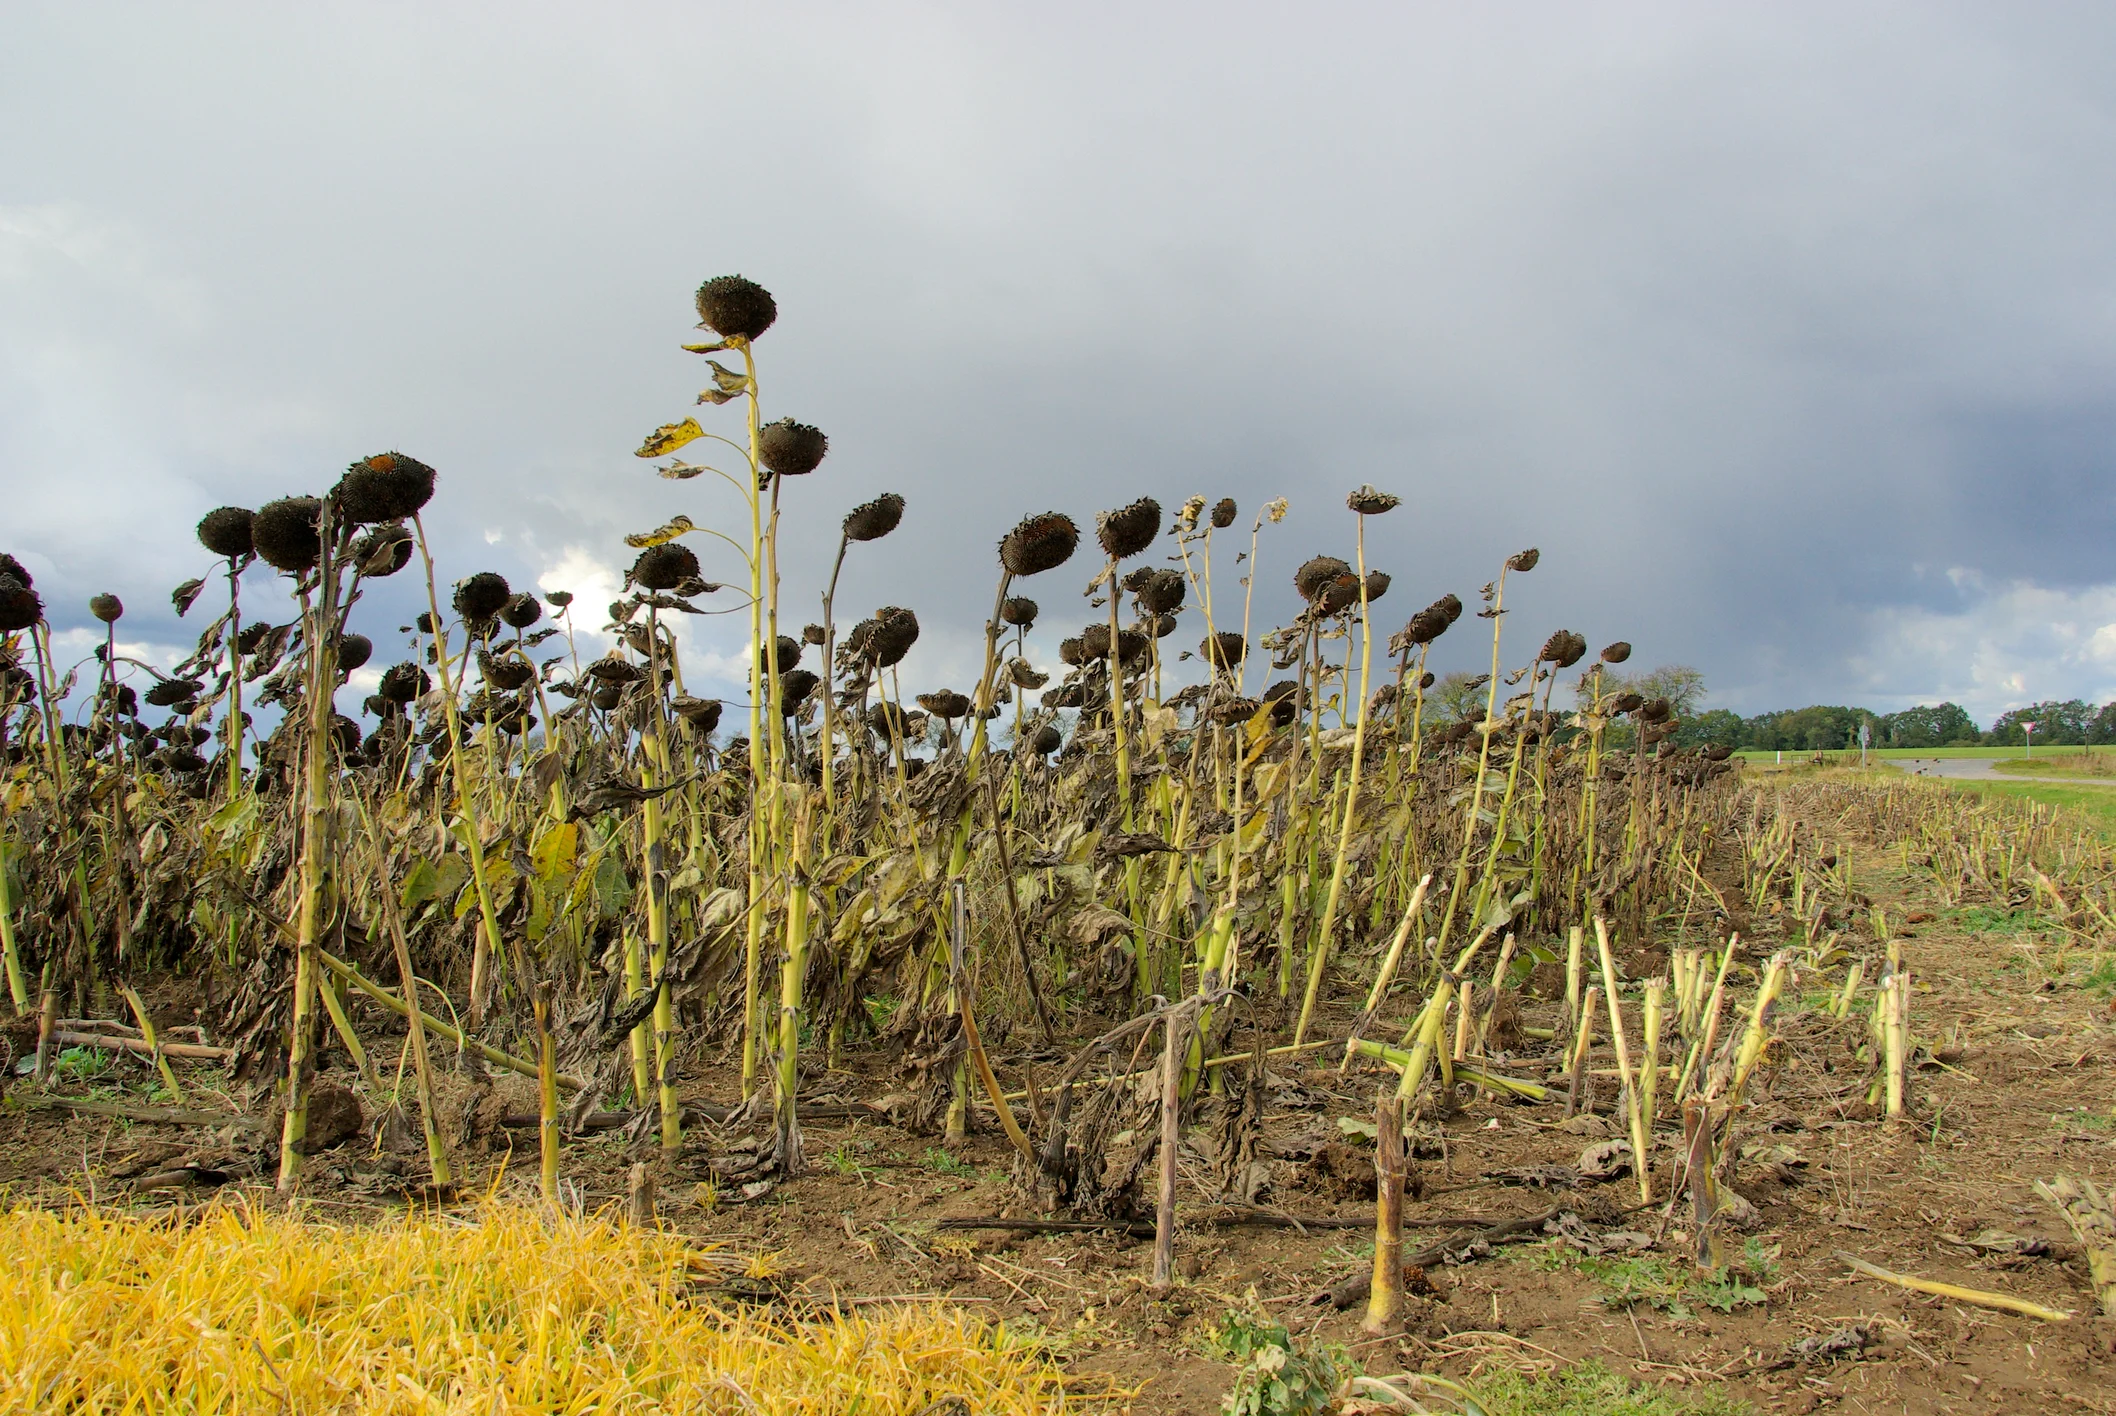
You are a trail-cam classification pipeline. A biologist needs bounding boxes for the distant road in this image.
[1885,756,2116,787]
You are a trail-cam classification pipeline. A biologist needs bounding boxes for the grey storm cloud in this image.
[4,2,2115,724]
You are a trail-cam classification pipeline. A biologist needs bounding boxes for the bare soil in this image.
[5,833,2115,1415]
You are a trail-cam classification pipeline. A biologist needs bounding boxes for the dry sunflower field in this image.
[0,276,2113,1415]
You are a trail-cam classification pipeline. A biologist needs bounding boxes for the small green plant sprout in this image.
[824,1141,877,1181]
[923,1147,976,1178]
[1205,1310,1345,1416]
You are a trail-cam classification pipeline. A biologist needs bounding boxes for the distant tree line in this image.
[1423,664,2113,752]
[1676,697,2116,752]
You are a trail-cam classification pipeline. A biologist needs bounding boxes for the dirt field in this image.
[5,799,2114,1414]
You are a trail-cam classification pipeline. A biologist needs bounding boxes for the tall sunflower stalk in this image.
[1294,486,1398,1045]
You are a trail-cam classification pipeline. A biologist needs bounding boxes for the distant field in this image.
[1948,778,2116,832]
[1739,757,2116,832]
[1990,752,2116,780]
[1734,745,2116,762]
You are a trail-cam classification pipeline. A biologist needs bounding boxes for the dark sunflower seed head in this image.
[673,696,723,733]
[1210,497,1237,529]
[0,554,33,590]
[1202,631,1246,671]
[631,544,700,593]
[867,606,920,667]
[759,418,828,477]
[88,593,122,624]
[1600,641,1632,665]
[252,497,323,573]
[1539,630,1587,668]
[1000,596,1038,628]
[999,512,1080,577]
[1294,555,1350,603]
[779,669,820,715]
[916,689,971,720]
[773,635,803,674]
[1347,485,1400,515]
[379,662,430,703]
[197,507,255,560]
[453,572,512,622]
[1030,723,1062,754]
[335,633,372,672]
[1317,572,1362,615]
[481,650,535,690]
[1135,568,1186,614]
[1506,547,1540,573]
[1095,497,1161,560]
[333,451,436,525]
[843,492,905,542]
[352,523,414,578]
[694,274,778,342]
[500,593,543,630]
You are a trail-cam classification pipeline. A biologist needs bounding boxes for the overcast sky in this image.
[5,3,2114,725]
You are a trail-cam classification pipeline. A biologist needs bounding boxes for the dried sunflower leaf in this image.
[624,515,696,549]
[634,419,705,459]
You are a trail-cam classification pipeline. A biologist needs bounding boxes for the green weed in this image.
[50,1046,114,1083]
[1203,1311,1343,1416]
[1461,1361,1752,1415]
[922,1147,976,1178]
[823,1142,877,1181]
[1950,905,2056,934]
[1536,1239,1774,1320]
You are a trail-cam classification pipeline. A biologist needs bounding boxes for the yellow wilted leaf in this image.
[635,418,705,458]
[531,821,578,878]
[624,515,696,549]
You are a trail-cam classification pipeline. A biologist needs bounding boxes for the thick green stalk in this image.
[0,847,26,1012]
[223,557,244,798]
[1294,516,1378,1044]
[360,805,452,1187]
[739,338,770,1092]
[410,515,507,1004]
[775,795,812,1174]
[1431,560,1516,956]
[278,527,343,1191]
[1389,931,1495,1101]
[642,613,681,1156]
[535,981,559,1204]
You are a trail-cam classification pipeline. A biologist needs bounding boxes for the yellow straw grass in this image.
[0,1198,1097,1414]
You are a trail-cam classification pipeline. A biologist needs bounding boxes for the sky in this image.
[4,2,2115,727]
